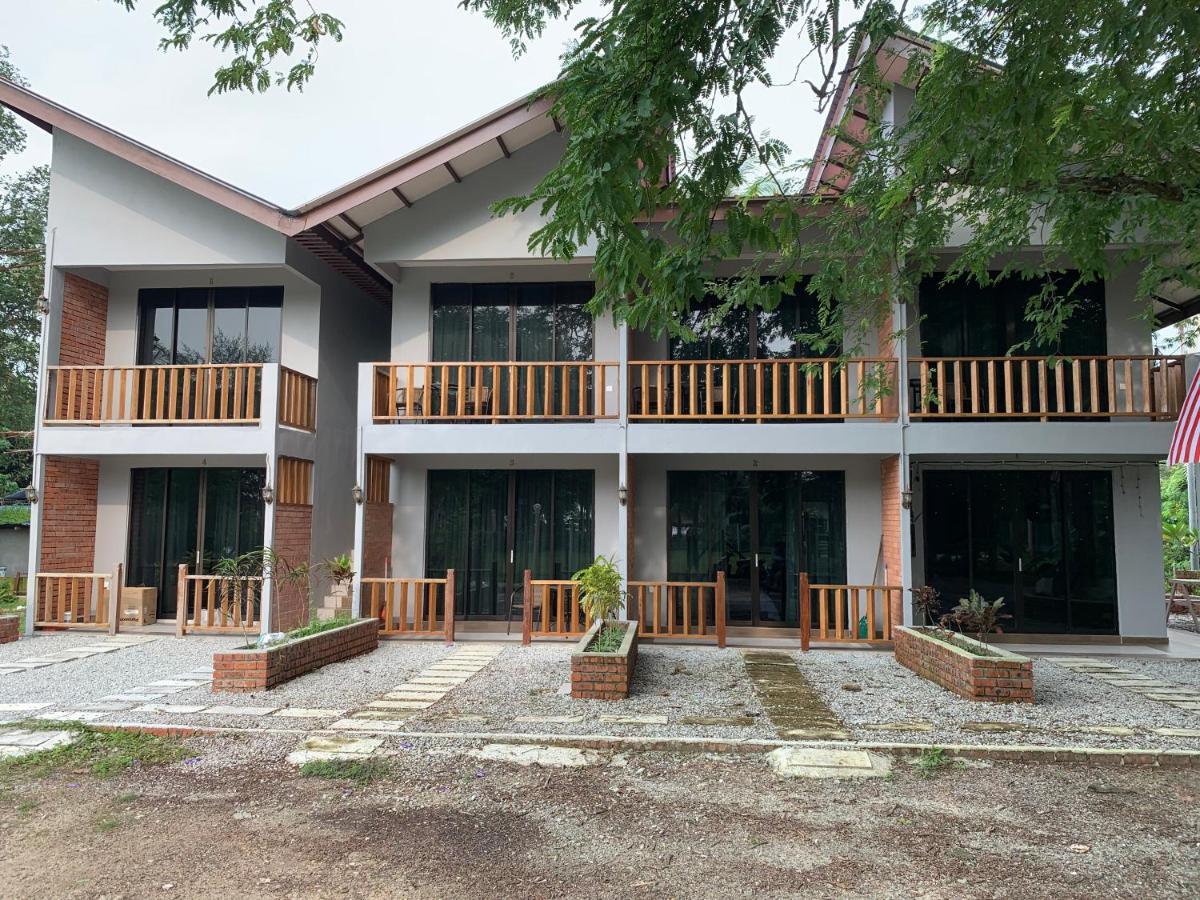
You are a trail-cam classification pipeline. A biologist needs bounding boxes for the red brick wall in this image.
[271,504,312,631]
[894,626,1034,703]
[362,502,393,577]
[0,615,18,644]
[213,618,379,692]
[571,627,638,700]
[59,274,108,366]
[39,457,99,572]
[880,455,903,632]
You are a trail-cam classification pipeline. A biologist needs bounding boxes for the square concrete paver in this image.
[203,706,278,716]
[272,709,345,719]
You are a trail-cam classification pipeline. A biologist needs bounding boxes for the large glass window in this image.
[425,469,595,618]
[431,283,594,363]
[922,469,1117,634]
[670,282,834,361]
[137,287,283,366]
[668,470,846,626]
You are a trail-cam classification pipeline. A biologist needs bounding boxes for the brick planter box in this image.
[213,618,379,693]
[571,619,639,701]
[0,615,18,644]
[894,626,1034,703]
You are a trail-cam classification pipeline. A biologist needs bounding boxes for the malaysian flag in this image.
[1168,367,1200,464]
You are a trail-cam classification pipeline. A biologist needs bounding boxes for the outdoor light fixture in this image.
[24,486,37,504]
[618,484,628,506]
[36,297,49,315]
[351,484,364,505]
[261,485,275,505]
[901,489,913,510]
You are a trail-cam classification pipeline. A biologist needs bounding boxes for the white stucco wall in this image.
[364,134,594,264]
[47,133,286,269]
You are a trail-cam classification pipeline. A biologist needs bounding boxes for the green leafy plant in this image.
[318,553,355,586]
[914,747,950,778]
[572,555,625,623]
[299,758,387,786]
[940,591,1008,646]
[209,546,310,644]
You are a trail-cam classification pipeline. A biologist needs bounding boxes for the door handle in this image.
[1018,557,1023,573]
[510,550,514,564]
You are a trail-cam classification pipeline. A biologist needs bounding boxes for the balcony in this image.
[43,363,317,430]
[907,355,1185,421]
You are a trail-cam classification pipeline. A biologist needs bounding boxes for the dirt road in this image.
[0,734,1197,898]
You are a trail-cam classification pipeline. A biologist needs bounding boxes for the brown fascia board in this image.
[0,76,553,238]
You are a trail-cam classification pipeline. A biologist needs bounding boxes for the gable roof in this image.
[0,77,558,299]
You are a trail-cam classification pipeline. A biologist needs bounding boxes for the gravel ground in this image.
[0,631,127,666]
[795,650,1200,749]
[93,640,453,731]
[405,643,775,740]
[1168,614,1198,634]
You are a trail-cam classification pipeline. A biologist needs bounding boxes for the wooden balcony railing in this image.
[521,574,590,642]
[361,572,455,642]
[628,574,727,646]
[908,355,1186,420]
[175,566,262,635]
[279,367,317,431]
[627,358,897,420]
[45,363,264,425]
[372,362,619,422]
[799,573,900,649]
[34,571,117,629]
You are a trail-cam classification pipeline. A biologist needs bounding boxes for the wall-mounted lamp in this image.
[618,484,628,506]
[24,486,38,505]
[36,297,49,316]
[261,485,275,505]
[901,489,913,510]
[351,484,364,505]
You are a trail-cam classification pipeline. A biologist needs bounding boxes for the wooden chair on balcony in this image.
[395,385,425,417]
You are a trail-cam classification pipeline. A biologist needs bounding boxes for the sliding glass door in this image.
[667,470,846,626]
[137,287,283,365]
[127,468,266,617]
[425,469,595,618]
[922,469,1117,634]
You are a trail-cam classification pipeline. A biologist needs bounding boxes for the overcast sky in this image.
[1,1,831,207]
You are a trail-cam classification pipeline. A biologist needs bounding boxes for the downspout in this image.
[25,227,55,638]
[895,275,915,626]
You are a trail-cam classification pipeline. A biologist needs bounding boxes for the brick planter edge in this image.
[571,619,639,701]
[0,615,17,644]
[213,618,379,693]
[894,625,1034,703]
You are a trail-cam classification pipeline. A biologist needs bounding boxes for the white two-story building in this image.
[3,32,1189,646]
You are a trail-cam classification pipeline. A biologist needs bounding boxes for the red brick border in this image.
[212,618,379,693]
[0,615,18,644]
[571,620,639,700]
[894,626,1034,702]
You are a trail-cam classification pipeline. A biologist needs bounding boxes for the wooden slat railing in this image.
[44,364,263,425]
[799,573,900,649]
[627,358,897,420]
[34,571,117,629]
[279,367,317,430]
[372,362,619,422]
[521,572,589,642]
[627,573,726,646]
[175,567,263,635]
[907,355,1186,420]
[361,571,455,643]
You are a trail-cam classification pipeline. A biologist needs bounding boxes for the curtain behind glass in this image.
[552,470,594,579]
[798,471,847,585]
[127,469,166,591]
[513,471,553,579]
[426,471,469,611]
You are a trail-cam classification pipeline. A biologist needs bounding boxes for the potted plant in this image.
[315,552,355,621]
[894,590,1034,702]
[569,555,639,700]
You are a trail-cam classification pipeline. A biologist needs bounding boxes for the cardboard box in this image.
[120,587,157,626]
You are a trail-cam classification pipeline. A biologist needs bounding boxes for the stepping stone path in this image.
[0,635,158,677]
[767,746,891,779]
[1054,658,1200,712]
[328,643,504,732]
[0,728,75,758]
[742,650,850,739]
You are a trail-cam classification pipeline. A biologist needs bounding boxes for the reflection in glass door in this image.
[668,470,846,626]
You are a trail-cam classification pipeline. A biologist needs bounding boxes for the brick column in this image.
[880,455,904,634]
[60,274,108,365]
[271,504,313,631]
[362,502,393,577]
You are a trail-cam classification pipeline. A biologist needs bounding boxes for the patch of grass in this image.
[299,757,388,786]
[245,615,356,649]
[585,624,627,653]
[95,815,121,833]
[115,791,139,806]
[914,747,950,777]
[0,723,187,781]
[15,799,39,817]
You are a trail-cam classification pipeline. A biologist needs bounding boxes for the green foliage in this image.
[0,505,29,526]
[459,0,1200,357]
[940,590,1007,644]
[1162,464,1194,582]
[914,746,950,777]
[910,585,941,626]
[318,552,355,585]
[586,623,627,653]
[572,554,624,622]
[111,1,344,94]
[299,757,387,786]
[210,546,310,641]
[0,723,186,781]
[279,613,352,643]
